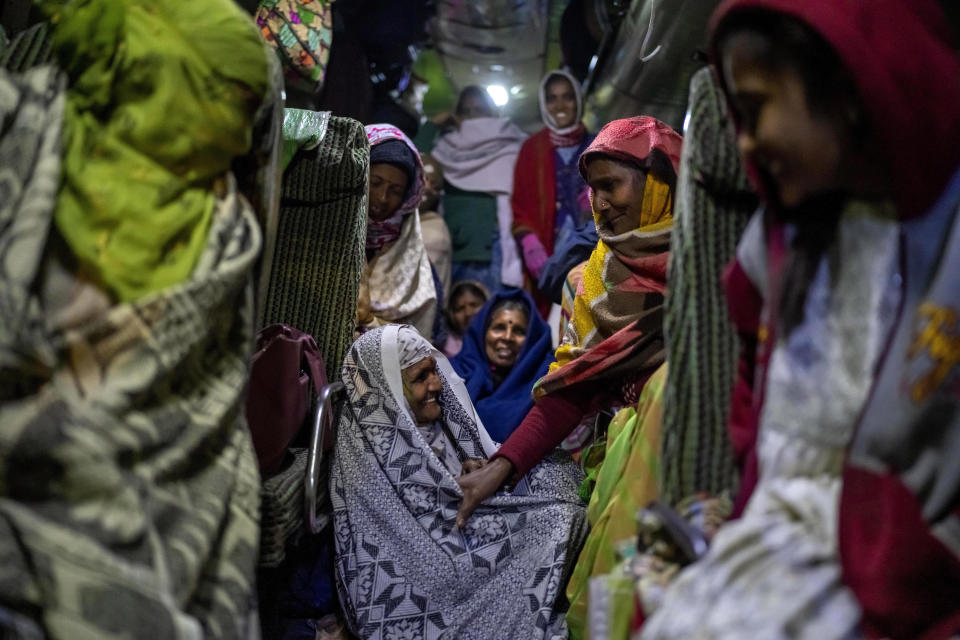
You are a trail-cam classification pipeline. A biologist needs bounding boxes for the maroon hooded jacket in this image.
[709,1,960,637]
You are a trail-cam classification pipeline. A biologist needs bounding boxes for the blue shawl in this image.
[451,289,554,443]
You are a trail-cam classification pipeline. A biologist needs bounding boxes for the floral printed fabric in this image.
[257,0,333,88]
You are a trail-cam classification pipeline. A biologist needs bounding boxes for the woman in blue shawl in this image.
[451,288,554,442]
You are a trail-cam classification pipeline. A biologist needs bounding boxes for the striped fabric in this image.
[0,23,53,72]
[559,260,586,337]
[659,67,758,505]
[258,113,369,382]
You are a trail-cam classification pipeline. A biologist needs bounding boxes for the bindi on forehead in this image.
[490,309,528,329]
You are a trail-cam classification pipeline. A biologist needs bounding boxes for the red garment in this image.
[494,390,592,479]
[710,0,960,221]
[720,259,762,517]
[578,116,682,178]
[511,128,559,255]
[512,127,585,318]
[710,2,960,636]
[495,365,656,479]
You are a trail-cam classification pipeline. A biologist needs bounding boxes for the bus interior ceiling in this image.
[2,0,960,135]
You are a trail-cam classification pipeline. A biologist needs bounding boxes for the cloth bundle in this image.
[256,0,334,92]
[38,0,269,302]
[0,61,263,638]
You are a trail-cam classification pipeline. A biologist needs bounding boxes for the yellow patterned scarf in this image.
[548,174,673,376]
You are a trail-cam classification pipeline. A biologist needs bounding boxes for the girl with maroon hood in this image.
[641,1,960,639]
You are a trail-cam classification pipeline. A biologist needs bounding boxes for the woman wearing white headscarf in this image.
[331,325,587,639]
[511,70,595,296]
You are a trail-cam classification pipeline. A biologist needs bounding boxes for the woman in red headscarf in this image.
[454,116,683,526]
[640,1,960,638]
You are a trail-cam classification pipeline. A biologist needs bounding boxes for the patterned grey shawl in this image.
[331,325,588,640]
[0,67,261,639]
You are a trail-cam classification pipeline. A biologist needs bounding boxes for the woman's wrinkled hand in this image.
[460,458,488,476]
[455,457,514,529]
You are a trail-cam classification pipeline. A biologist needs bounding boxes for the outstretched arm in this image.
[454,390,591,526]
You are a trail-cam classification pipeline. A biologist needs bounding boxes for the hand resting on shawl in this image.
[456,457,514,529]
[460,458,488,475]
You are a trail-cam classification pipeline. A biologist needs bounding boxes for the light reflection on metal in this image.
[583,0,721,131]
[580,0,630,97]
[431,0,550,125]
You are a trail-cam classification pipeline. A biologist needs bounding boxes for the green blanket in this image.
[37,0,269,301]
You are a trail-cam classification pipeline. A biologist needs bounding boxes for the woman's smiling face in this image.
[721,31,847,208]
[586,157,648,235]
[402,357,443,424]
[544,75,577,129]
[484,308,528,369]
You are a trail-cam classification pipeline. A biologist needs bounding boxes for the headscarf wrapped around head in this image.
[397,325,434,370]
[361,124,436,336]
[331,324,587,637]
[536,116,683,399]
[365,123,426,251]
[370,139,417,196]
[450,289,554,442]
[539,69,587,147]
[39,0,269,302]
[707,0,960,221]
[578,116,682,179]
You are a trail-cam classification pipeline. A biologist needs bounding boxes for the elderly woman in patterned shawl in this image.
[357,124,440,339]
[455,116,683,527]
[330,325,587,639]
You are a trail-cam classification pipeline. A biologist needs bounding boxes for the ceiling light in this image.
[486,84,509,107]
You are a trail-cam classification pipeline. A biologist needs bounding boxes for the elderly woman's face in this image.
[369,163,409,222]
[586,157,648,235]
[402,357,443,424]
[484,308,528,369]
